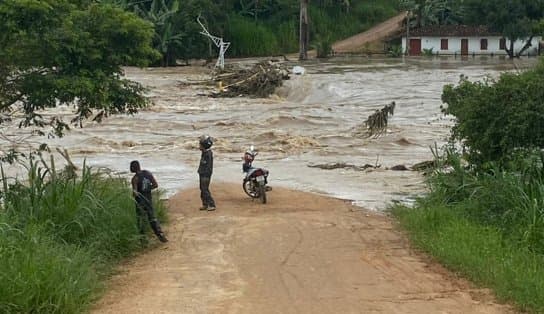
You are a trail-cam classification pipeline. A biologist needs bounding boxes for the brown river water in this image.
[2,57,539,210]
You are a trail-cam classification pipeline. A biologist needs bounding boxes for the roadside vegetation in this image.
[393,59,544,312]
[0,157,166,313]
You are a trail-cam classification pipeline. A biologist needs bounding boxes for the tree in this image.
[132,0,184,66]
[400,0,465,28]
[441,60,544,167]
[0,0,158,152]
[464,0,544,58]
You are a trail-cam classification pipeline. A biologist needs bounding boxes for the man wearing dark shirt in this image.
[198,135,216,211]
[130,160,168,243]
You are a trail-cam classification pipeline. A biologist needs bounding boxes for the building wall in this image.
[402,36,542,55]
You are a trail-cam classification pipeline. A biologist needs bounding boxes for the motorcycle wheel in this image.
[259,184,267,204]
[243,180,259,198]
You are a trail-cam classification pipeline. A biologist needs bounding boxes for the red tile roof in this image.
[408,25,501,37]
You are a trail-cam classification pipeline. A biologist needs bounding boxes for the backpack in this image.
[139,173,152,194]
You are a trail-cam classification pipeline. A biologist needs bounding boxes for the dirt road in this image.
[332,11,408,53]
[93,184,511,314]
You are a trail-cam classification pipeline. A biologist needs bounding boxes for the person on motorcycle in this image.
[130,160,168,243]
[198,135,216,211]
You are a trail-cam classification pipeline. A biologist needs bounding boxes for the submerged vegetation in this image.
[394,59,544,312]
[0,157,166,313]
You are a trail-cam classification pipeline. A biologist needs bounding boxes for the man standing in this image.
[198,135,216,211]
[130,160,168,243]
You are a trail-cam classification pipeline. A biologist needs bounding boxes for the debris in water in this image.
[210,61,290,98]
[356,101,396,137]
[389,164,409,171]
[308,162,380,171]
[394,137,415,146]
[292,66,306,75]
[411,160,438,173]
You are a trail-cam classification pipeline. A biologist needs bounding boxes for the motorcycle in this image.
[242,146,270,204]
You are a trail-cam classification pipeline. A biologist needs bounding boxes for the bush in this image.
[422,48,434,56]
[387,44,403,57]
[314,33,333,58]
[441,59,544,167]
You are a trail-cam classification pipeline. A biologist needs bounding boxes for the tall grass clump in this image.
[0,157,167,313]
[226,15,279,57]
[275,20,298,53]
[313,32,333,58]
[0,221,98,313]
[425,150,544,253]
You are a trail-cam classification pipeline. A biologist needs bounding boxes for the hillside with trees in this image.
[101,0,400,65]
[98,0,544,64]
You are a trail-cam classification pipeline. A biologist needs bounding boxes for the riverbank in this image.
[93,183,511,313]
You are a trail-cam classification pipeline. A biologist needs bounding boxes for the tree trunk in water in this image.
[517,36,534,57]
[506,39,515,59]
[299,0,309,60]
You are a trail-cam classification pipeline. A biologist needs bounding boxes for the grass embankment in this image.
[0,160,166,313]
[393,153,544,312]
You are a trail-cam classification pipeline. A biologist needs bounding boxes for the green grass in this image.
[0,222,98,313]
[227,15,280,57]
[392,151,544,312]
[0,158,167,313]
[393,204,544,312]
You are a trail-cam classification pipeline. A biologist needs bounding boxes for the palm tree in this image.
[133,0,184,66]
[400,0,465,28]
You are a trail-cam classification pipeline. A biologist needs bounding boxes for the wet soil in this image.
[93,184,512,314]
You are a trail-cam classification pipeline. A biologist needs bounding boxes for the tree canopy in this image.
[442,60,544,167]
[0,0,159,140]
[465,0,544,57]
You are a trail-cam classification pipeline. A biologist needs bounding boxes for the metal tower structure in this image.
[197,16,230,70]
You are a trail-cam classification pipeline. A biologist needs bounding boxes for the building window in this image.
[441,39,448,50]
[480,38,488,50]
[500,38,506,50]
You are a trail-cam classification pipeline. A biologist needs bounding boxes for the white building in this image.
[401,25,542,56]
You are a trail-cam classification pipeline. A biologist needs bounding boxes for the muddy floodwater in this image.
[3,57,539,210]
